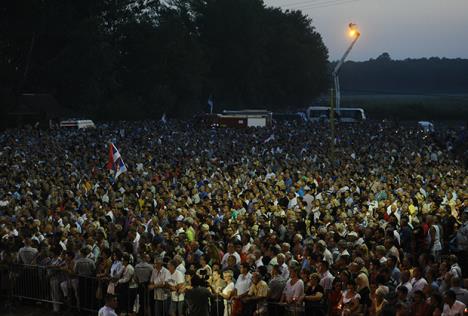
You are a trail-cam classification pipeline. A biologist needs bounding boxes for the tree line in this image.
[338,53,468,95]
[0,0,329,120]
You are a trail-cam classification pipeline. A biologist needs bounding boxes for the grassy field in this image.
[341,94,468,121]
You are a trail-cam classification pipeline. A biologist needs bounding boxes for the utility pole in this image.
[333,23,361,113]
[330,88,335,164]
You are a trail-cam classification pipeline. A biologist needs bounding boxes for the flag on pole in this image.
[207,95,214,114]
[160,113,167,124]
[263,133,275,144]
[106,143,127,179]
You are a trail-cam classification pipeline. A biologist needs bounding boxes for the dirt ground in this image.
[0,301,95,316]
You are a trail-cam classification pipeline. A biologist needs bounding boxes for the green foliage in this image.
[337,55,468,121]
[338,56,468,94]
[342,94,468,121]
[262,8,328,110]
[0,0,329,120]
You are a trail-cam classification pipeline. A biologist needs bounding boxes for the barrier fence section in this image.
[1,264,101,313]
[0,264,327,316]
[0,264,12,302]
[214,299,314,316]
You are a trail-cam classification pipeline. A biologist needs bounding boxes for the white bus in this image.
[339,108,366,122]
[306,106,330,122]
[307,106,366,123]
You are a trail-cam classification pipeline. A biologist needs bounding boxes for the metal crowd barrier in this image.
[265,301,305,316]
[211,299,308,316]
[0,264,13,306]
[2,264,101,313]
[1,265,327,316]
[1,264,154,315]
[11,264,51,302]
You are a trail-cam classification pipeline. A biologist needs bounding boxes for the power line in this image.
[285,0,360,10]
[268,0,331,9]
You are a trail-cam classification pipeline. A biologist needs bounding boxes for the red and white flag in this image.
[106,143,127,179]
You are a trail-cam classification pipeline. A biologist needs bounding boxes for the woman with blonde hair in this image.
[209,268,226,316]
[359,243,370,261]
[356,272,371,311]
[218,270,235,316]
[209,268,226,294]
[370,287,388,316]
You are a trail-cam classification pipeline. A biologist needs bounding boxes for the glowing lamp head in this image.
[348,23,360,37]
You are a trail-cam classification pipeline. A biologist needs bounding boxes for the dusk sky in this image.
[264,0,468,61]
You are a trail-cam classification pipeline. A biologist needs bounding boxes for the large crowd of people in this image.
[0,119,467,316]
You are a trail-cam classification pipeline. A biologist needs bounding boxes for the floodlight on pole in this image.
[348,23,360,38]
[332,23,361,113]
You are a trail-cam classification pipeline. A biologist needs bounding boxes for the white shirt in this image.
[110,261,124,279]
[410,277,428,296]
[168,270,185,301]
[398,281,412,293]
[303,194,314,212]
[221,251,241,268]
[428,225,442,252]
[235,272,252,296]
[323,249,333,265]
[280,263,290,280]
[288,197,298,209]
[222,282,235,316]
[255,257,264,267]
[268,257,278,273]
[222,282,235,297]
[283,279,304,301]
[320,270,335,291]
[98,306,118,316]
[176,263,186,275]
[133,232,141,253]
[242,243,252,255]
[338,249,350,260]
[150,267,171,300]
[442,300,466,316]
[450,264,462,279]
[118,264,137,288]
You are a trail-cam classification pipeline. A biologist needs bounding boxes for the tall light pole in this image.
[332,23,361,113]
[329,23,360,165]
